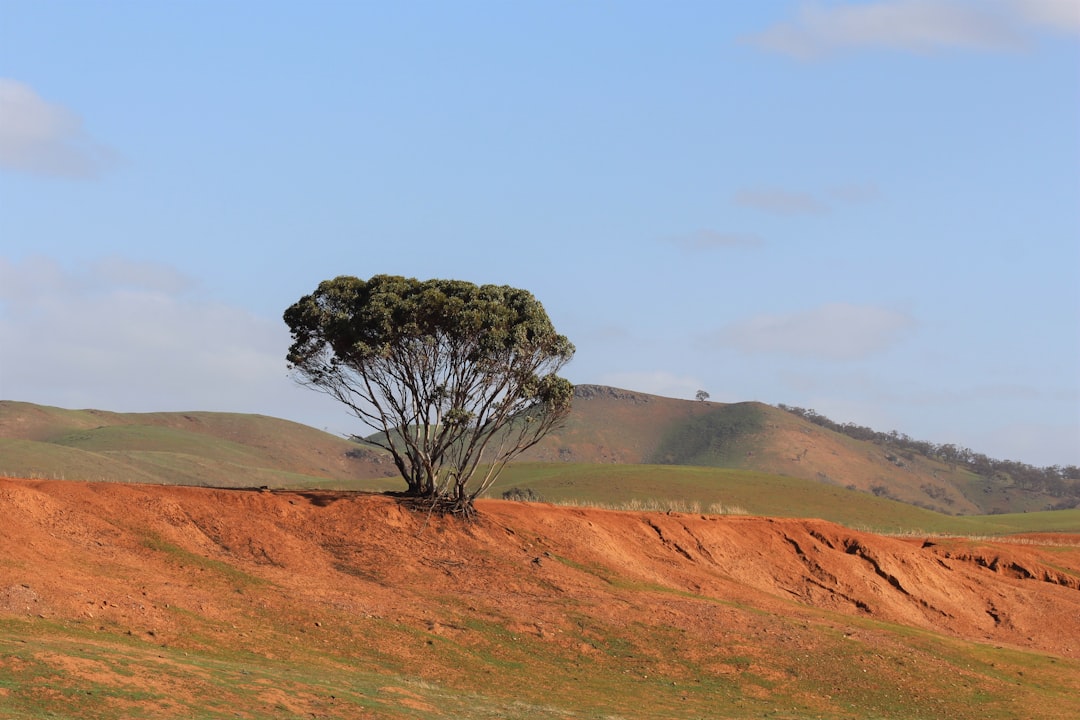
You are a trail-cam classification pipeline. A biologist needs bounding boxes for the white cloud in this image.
[745,0,1077,59]
[0,78,117,178]
[712,303,915,360]
[596,370,704,401]
[666,229,764,251]
[0,256,347,431]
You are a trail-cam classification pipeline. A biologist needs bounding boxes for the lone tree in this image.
[695,390,710,402]
[284,275,575,514]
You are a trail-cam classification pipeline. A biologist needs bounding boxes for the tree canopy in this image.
[283,275,575,513]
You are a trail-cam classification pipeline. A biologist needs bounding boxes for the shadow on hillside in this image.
[232,486,412,510]
[291,491,354,507]
[242,488,381,507]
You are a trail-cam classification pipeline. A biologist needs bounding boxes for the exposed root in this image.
[399,494,480,521]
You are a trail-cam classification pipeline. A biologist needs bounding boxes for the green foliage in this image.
[284,275,575,511]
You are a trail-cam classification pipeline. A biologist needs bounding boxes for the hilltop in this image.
[2,477,1079,719]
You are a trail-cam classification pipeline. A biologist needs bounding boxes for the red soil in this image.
[3,475,1080,720]
[2,476,1078,662]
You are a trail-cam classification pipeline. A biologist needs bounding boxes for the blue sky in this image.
[1,1,1077,467]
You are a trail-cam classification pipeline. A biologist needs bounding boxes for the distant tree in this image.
[283,275,575,515]
[695,390,710,402]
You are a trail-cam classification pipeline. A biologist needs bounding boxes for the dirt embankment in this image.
[1,476,1079,663]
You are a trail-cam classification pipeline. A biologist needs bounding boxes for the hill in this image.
[3,389,1077,518]
[2,477,1079,719]
[517,385,1078,515]
[0,400,397,490]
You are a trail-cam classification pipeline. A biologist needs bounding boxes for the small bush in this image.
[502,487,544,503]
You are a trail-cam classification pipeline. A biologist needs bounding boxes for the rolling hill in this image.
[2,386,1076,518]
[0,400,397,490]
[519,385,1076,515]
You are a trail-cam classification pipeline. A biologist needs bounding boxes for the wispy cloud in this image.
[666,229,764,251]
[734,188,828,216]
[745,0,1078,59]
[710,303,915,361]
[0,78,118,178]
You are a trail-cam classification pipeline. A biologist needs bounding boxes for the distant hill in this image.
[517,385,1079,515]
[3,387,1077,516]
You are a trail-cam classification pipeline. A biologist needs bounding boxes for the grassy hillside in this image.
[3,390,1075,521]
[0,401,397,490]
[520,386,1075,516]
[495,463,1080,535]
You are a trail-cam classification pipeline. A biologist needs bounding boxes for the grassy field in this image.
[493,463,1080,536]
[0,401,399,491]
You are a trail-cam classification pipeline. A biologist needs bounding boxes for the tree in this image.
[695,390,710,402]
[283,275,575,514]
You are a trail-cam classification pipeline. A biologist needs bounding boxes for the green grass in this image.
[0,438,165,484]
[492,464,1080,535]
[0,402,396,491]
[140,533,270,590]
[0,439,398,493]
[51,425,267,463]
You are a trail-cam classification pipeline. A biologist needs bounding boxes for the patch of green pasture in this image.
[957,508,1080,534]
[111,450,361,489]
[0,435,394,491]
[494,464,1080,535]
[494,463,945,530]
[50,425,266,463]
[0,438,162,484]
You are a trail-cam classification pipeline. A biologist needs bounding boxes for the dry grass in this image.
[872,529,1080,547]
[550,496,749,516]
